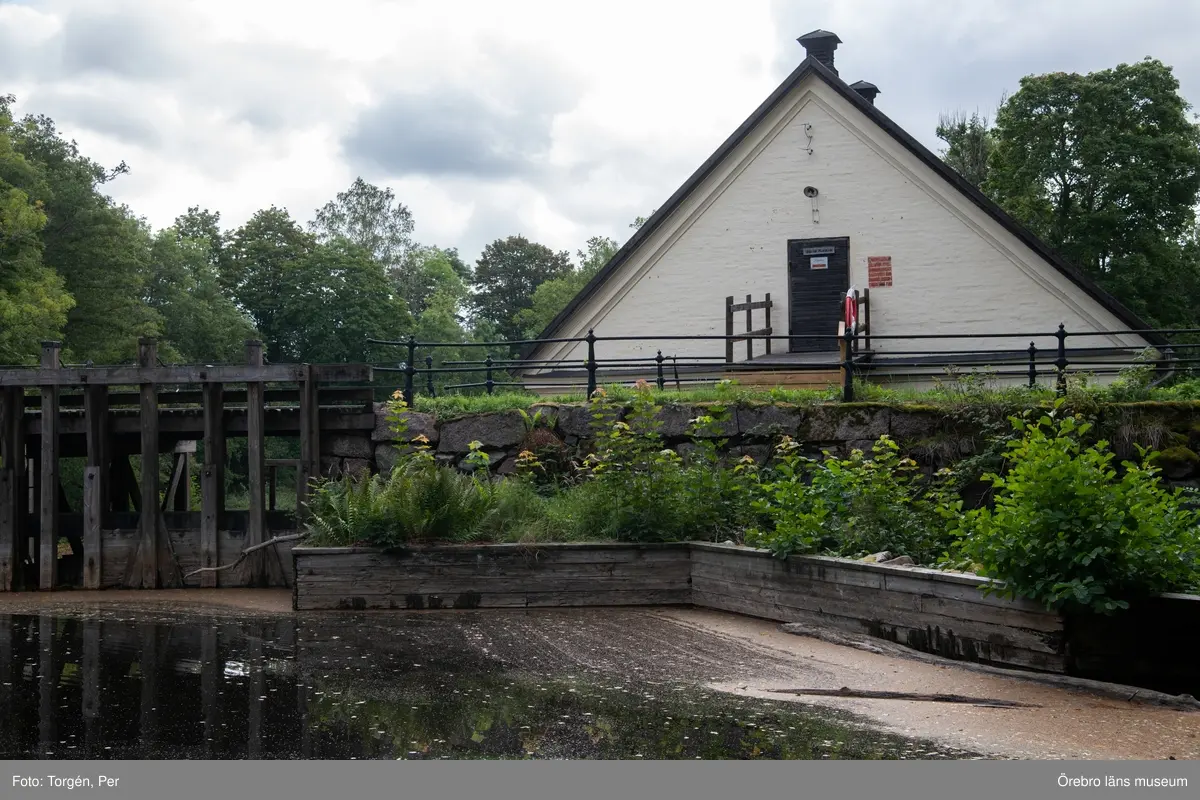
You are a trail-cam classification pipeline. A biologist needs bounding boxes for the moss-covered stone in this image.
[1154,446,1200,479]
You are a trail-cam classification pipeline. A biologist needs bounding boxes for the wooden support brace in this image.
[245,340,267,586]
[83,384,108,590]
[201,383,225,588]
[297,364,318,517]
[39,342,61,590]
[138,339,159,589]
[1,387,25,592]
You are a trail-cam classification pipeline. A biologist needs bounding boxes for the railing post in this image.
[404,335,416,405]
[840,324,854,402]
[1027,341,1038,388]
[655,350,665,391]
[585,330,598,397]
[1055,324,1068,396]
[764,293,772,356]
[485,354,494,396]
[746,293,753,361]
[425,355,435,397]
[725,297,734,364]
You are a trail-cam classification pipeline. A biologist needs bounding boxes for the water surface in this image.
[0,612,981,759]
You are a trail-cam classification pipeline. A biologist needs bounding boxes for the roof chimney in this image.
[798,29,841,75]
[849,80,880,105]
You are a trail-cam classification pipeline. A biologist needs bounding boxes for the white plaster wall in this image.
[532,74,1151,372]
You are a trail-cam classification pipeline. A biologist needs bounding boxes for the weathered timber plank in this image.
[691,577,1060,655]
[295,574,689,594]
[82,384,108,590]
[245,341,266,586]
[295,559,692,581]
[39,343,61,590]
[690,550,887,590]
[137,339,160,589]
[293,545,687,564]
[0,472,12,592]
[82,468,102,589]
[298,365,317,515]
[691,589,1064,672]
[0,363,372,387]
[294,588,691,611]
[200,383,224,588]
[689,561,1061,632]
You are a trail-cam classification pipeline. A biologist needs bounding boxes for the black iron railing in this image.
[367,324,1200,403]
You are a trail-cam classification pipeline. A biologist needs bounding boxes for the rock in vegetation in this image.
[439,411,526,452]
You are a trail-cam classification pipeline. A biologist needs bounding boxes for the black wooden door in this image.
[788,237,849,353]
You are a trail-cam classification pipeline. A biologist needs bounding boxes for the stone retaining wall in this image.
[311,400,1200,490]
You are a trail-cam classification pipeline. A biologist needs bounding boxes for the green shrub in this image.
[950,401,1200,613]
[746,435,955,563]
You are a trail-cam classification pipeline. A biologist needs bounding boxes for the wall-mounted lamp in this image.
[803,123,813,154]
[804,185,819,223]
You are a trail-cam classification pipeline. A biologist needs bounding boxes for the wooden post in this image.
[725,296,734,364]
[297,364,317,517]
[764,293,772,356]
[180,451,192,511]
[82,619,101,753]
[201,384,225,588]
[38,615,54,755]
[1,387,25,592]
[139,624,158,746]
[39,341,61,590]
[138,338,159,589]
[245,340,266,586]
[83,384,108,589]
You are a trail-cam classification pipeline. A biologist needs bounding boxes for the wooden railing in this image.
[725,293,773,363]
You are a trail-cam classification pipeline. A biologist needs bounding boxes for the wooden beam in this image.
[245,341,266,586]
[82,468,102,589]
[0,363,372,387]
[297,364,318,518]
[82,619,101,754]
[725,296,734,364]
[162,453,186,512]
[1,387,25,591]
[39,341,61,590]
[764,293,772,356]
[83,384,108,590]
[200,383,224,588]
[138,338,159,589]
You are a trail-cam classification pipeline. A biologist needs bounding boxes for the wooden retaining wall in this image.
[293,542,1200,688]
[689,543,1066,673]
[292,543,692,611]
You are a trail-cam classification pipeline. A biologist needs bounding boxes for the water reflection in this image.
[0,613,979,760]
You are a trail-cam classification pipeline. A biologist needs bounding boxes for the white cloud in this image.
[2,0,1197,263]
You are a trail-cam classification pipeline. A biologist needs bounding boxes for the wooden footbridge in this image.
[0,339,373,592]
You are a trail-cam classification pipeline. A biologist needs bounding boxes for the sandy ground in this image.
[2,589,1197,760]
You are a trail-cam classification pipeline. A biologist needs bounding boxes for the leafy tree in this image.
[3,103,160,363]
[275,239,410,363]
[0,107,74,364]
[221,206,315,362]
[469,235,573,344]
[145,229,257,363]
[630,211,656,231]
[515,235,619,338]
[310,178,414,270]
[984,59,1200,325]
[394,245,470,318]
[935,109,995,188]
[174,206,224,268]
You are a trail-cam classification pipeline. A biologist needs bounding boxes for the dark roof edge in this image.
[527,56,1163,356]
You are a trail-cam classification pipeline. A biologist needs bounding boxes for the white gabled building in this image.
[522,30,1162,391]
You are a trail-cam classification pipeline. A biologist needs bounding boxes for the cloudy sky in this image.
[2,0,1198,264]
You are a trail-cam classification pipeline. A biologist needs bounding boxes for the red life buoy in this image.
[844,293,857,331]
